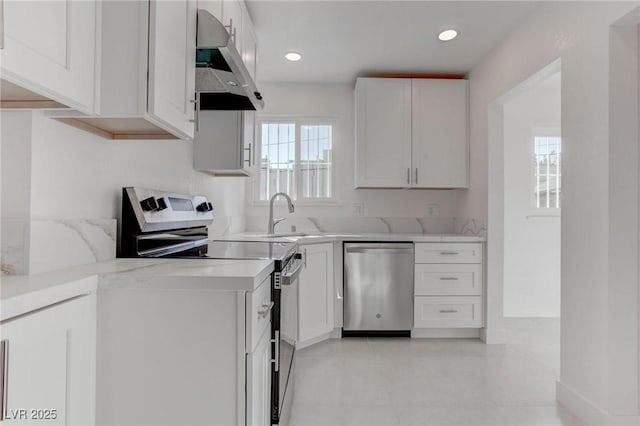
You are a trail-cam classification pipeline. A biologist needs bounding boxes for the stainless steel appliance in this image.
[119,187,299,425]
[196,9,264,111]
[343,242,414,336]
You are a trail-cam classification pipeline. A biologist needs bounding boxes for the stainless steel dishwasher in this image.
[343,242,414,336]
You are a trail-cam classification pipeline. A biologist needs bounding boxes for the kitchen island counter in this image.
[1,258,274,321]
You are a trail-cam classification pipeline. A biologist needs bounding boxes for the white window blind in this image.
[258,121,334,202]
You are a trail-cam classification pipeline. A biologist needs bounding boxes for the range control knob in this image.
[196,201,210,212]
[207,202,213,212]
[156,197,168,211]
[140,197,158,212]
[254,92,263,100]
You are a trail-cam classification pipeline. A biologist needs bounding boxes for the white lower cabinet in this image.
[413,243,484,330]
[246,327,271,426]
[0,294,96,426]
[297,243,334,346]
[414,296,482,328]
[96,276,271,426]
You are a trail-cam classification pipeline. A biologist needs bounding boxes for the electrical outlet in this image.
[426,203,440,217]
[352,203,364,216]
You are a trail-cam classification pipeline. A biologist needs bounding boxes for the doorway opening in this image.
[487,58,562,370]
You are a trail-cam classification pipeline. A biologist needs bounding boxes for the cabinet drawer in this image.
[246,275,272,353]
[415,243,482,264]
[415,264,482,296]
[414,296,482,328]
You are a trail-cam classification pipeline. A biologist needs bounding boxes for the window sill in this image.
[526,210,561,219]
[251,200,343,208]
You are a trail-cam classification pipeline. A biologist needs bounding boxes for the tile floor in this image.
[288,319,583,426]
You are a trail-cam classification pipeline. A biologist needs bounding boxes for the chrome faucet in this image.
[267,192,295,234]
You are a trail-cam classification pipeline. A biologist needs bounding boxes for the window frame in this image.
[252,115,339,206]
[530,127,561,215]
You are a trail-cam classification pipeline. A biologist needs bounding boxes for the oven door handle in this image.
[281,259,303,285]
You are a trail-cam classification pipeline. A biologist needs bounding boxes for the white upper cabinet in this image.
[355,78,413,188]
[412,79,468,188]
[355,77,469,189]
[194,110,253,176]
[198,0,222,20]
[44,0,197,140]
[0,0,98,113]
[148,0,197,140]
[241,6,257,80]
[221,0,243,53]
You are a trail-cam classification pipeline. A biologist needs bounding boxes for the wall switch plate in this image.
[426,203,440,217]
[352,203,364,216]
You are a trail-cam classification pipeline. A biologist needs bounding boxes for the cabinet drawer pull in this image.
[0,339,8,421]
[406,168,410,184]
[439,309,458,314]
[439,276,459,281]
[415,168,418,185]
[189,94,200,131]
[257,301,274,318]
[439,251,460,256]
[244,143,252,166]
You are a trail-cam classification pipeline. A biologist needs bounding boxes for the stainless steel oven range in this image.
[118,187,301,426]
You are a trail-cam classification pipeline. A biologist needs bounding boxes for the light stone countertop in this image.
[218,232,485,244]
[1,232,483,321]
[1,258,274,322]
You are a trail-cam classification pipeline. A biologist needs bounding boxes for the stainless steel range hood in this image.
[196,9,264,111]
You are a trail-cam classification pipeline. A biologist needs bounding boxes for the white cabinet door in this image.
[0,295,95,426]
[147,0,197,140]
[243,111,256,172]
[411,79,468,188]
[355,78,412,188]
[198,0,222,20]
[221,0,243,53]
[241,7,257,80]
[246,327,271,426]
[298,243,335,343]
[0,0,97,112]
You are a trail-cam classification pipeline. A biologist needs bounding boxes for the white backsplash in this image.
[454,217,488,238]
[1,219,29,275]
[28,219,117,275]
[3,219,117,276]
[245,216,458,235]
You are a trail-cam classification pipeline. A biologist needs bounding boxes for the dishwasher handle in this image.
[345,246,413,255]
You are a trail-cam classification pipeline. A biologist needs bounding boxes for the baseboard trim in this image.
[296,332,332,350]
[556,381,611,425]
[411,328,480,338]
[480,326,506,344]
[556,380,640,426]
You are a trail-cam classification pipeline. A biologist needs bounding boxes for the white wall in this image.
[245,83,460,227]
[503,74,561,318]
[1,111,32,274]
[458,2,640,422]
[1,111,247,272]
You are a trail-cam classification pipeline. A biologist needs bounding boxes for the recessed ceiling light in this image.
[285,52,302,62]
[438,29,458,42]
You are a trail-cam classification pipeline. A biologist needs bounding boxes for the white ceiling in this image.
[245,1,541,83]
